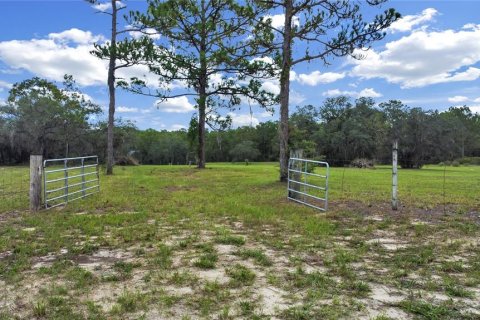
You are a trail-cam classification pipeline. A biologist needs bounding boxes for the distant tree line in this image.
[1,77,479,168]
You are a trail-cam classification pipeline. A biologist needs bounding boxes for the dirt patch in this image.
[258,286,290,315]
[195,268,229,284]
[330,200,480,224]
[164,186,197,192]
[366,238,408,250]
[73,248,135,271]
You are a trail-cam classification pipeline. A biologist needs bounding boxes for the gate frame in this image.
[287,157,329,211]
[43,155,100,209]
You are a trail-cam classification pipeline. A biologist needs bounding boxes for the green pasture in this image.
[2,162,479,214]
[0,163,479,319]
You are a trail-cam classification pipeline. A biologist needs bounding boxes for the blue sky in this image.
[0,0,479,130]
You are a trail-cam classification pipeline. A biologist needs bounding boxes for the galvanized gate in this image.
[287,158,329,211]
[43,156,100,209]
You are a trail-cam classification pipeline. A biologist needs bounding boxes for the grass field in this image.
[0,163,479,319]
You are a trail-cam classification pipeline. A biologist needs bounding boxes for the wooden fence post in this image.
[392,140,398,210]
[30,155,43,212]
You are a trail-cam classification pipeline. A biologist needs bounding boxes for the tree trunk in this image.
[197,0,207,169]
[278,0,293,182]
[106,0,117,175]
[197,88,207,169]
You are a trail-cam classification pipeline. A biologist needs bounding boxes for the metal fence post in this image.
[81,158,86,197]
[392,140,398,210]
[96,157,100,193]
[29,155,43,212]
[64,159,69,203]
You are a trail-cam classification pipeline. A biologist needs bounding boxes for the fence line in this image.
[0,160,478,214]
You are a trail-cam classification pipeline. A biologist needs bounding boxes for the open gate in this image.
[43,156,100,209]
[287,158,329,211]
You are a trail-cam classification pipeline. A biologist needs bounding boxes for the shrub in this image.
[115,155,139,166]
[350,158,375,168]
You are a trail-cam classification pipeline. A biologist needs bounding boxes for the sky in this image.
[0,0,479,131]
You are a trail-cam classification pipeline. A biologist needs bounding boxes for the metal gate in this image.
[43,156,100,209]
[287,158,329,211]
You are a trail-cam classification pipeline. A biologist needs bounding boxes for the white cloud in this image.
[389,8,438,33]
[257,111,274,118]
[453,104,480,114]
[154,96,195,113]
[260,80,280,95]
[263,14,299,29]
[49,28,104,44]
[297,71,345,86]
[117,106,151,114]
[322,88,382,98]
[0,80,12,92]
[0,33,106,86]
[62,90,94,103]
[358,88,382,98]
[92,2,111,12]
[117,106,139,113]
[91,1,125,12]
[228,112,259,127]
[0,28,164,88]
[290,90,306,105]
[323,89,353,97]
[469,106,480,114]
[169,124,186,131]
[474,97,480,103]
[126,25,160,40]
[448,96,469,103]
[350,25,480,88]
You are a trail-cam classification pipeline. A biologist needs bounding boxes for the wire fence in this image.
[325,159,480,213]
[0,166,29,213]
[0,161,479,215]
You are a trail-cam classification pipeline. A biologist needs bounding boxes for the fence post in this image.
[81,158,86,197]
[64,159,69,203]
[29,155,43,212]
[392,140,398,210]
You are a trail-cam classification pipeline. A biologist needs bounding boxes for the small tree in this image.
[0,77,101,157]
[89,0,152,174]
[114,0,276,168]
[254,0,400,181]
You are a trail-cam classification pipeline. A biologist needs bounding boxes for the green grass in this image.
[226,264,256,287]
[0,163,479,319]
[2,163,479,215]
[234,248,272,266]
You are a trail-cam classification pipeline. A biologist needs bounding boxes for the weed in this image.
[399,299,465,319]
[235,248,272,266]
[33,301,47,317]
[226,264,256,286]
[215,228,245,246]
[66,267,96,289]
[239,300,256,316]
[153,244,173,269]
[194,252,218,269]
[116,291,146,313]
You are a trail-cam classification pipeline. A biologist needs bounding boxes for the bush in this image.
[115,155,139,166]
[350,158,375,169]
[458,157,480,165]
[451,160,460,167]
